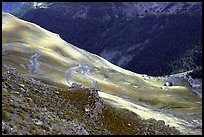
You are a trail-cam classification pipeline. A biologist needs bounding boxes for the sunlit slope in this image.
[2,12,202,134]
[2,12,151,95]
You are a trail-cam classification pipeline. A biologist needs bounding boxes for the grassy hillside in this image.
[2,12,202,135]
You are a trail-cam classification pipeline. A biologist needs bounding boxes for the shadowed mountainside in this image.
[18,2,202,76]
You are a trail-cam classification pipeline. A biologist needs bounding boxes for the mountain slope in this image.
[19,2,202,76]
[3,64,182,135]
[2,12,202,135]
[2,2,24,12]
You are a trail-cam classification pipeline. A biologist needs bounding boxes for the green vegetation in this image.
[187,66,202,78]
[100,106,138,135]
[2,110,10,121]
[170,41,202,76]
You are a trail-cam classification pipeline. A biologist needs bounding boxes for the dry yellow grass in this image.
[2,12,202,134]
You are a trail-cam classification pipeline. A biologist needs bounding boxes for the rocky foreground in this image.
[2,65,181,135]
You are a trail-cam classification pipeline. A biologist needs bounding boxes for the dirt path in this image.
[65,64,98,90]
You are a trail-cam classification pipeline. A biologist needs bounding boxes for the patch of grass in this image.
[100,105,139,135]
[17,109,27,120]
[14,120,19,125]
[22,106,30,112]
[7,108,15,114]
[62,88,92,107]
[2,110,10,121]
[61,88,88,106]
[30,113,35,118]
[10,103,18,108]
[138,97,160,106]
[40,125,50,131]
[3,128,10,134]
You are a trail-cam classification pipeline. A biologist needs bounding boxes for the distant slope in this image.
[2,12,202,135]
[2,2,24,12]
[19,2,202,76]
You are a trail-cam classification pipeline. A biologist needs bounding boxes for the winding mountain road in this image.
[65,64,99,90]
[30,52,41,75]
[65,64,81,87]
